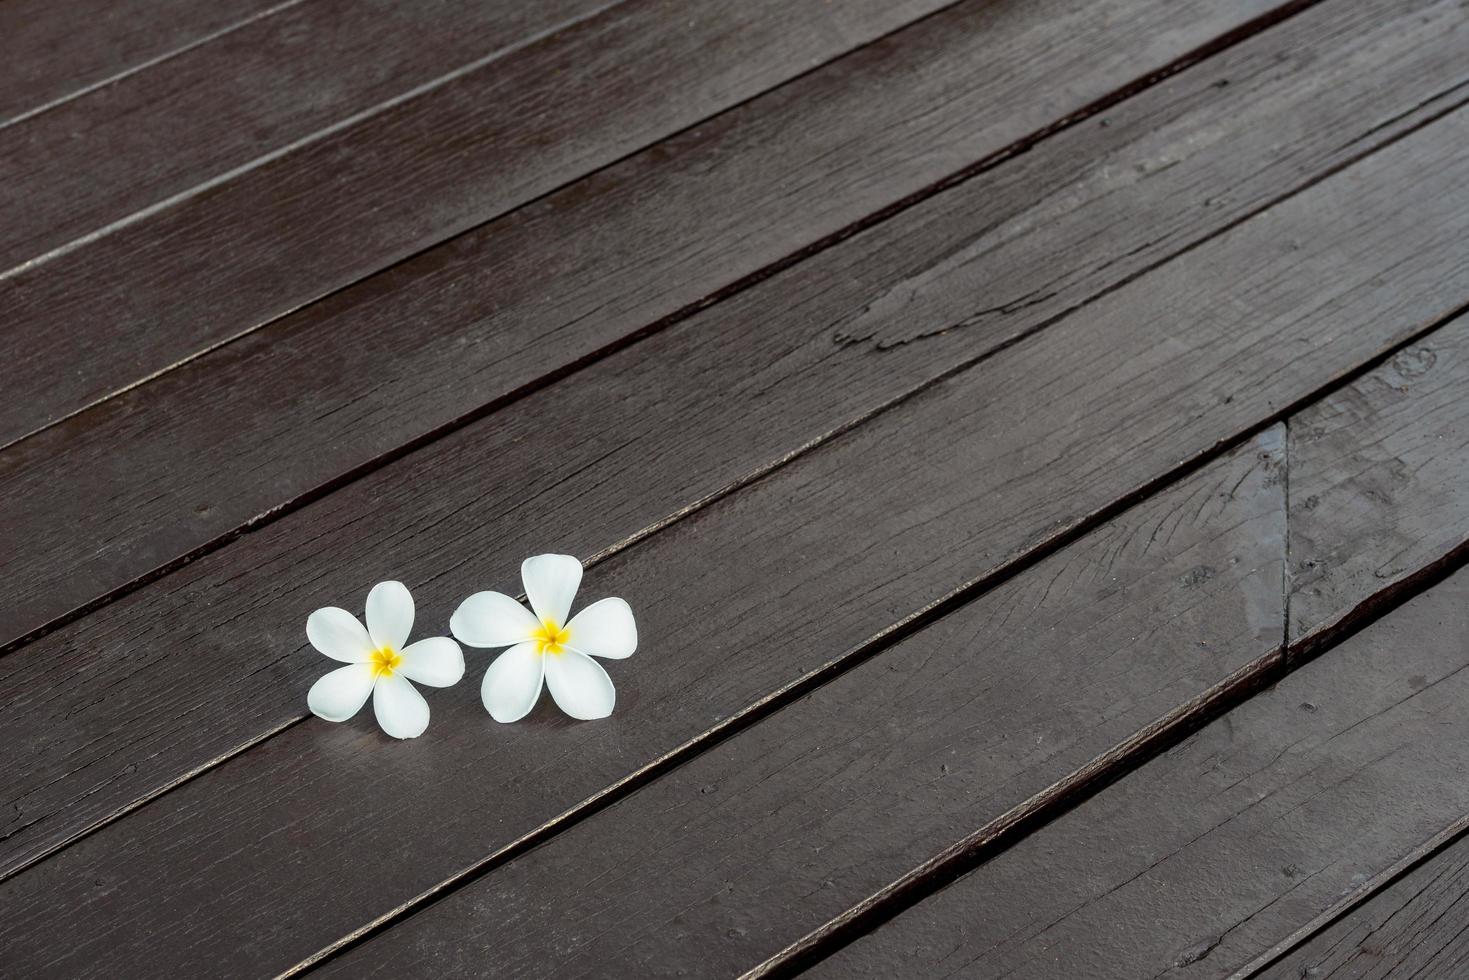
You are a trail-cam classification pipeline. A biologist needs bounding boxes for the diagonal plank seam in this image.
[0,0,972,456]
[1229,804,1469,977]
[1335,77,1469,159]
[0,0,1332,659]
[287,301,1469,976]
[0,0,309,132]
[749,510,1469,977]
[1283,419,1293,660]
[1,0,1456,897]
[748,394,1469,977]
[0,0,632,285]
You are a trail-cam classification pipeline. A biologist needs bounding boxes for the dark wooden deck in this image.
[4,2,1469,976]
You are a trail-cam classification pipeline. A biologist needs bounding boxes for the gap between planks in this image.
[0,0,631,285]
[0,0,964,452]
[1228,808,1469,978]
[0,0,307,132]
[0,0,1332,660]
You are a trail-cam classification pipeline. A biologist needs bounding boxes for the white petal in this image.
[366,580,414,651]
[373,673,430,739]
[450,591,540,648]
[545,651,615,721]
[306,607,374,663]
[565,597,637,660]
[307,663,376,722]
[522,554,582,626]
[481,642,544,723]
[397,636,464,688]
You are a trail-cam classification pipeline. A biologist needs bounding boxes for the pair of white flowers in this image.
[305,554,637,738]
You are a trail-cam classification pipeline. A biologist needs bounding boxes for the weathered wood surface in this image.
[306,299,1469,978]
[4,58,1468,979]
[1252,819,1469,978]
[1287,335,1469,646]
[0,0,975,446]
[0,0,622,274]
[306,431,1289,979]
[0,0,1455,881]
[0,0,286,126]
[812,319,1469,978]
[6,0,1458,660]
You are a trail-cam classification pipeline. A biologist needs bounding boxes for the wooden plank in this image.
[1,0,621,266]
[5,0,1457,656]
[0,0,1450,879]
[1249,820,1469,978]
[0,0,966,445]
[4,52,1469,979]
[809,319,1469,979]
[0,0,286,126]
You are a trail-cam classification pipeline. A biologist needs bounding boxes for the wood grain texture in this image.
[0,0,963,445]
[306,265,1469,980]
[0,0,620,265]
[1287,333,1469,645]
[6,0,1459,656]
[811,318,1469,979]
[0,0,287,126]
[0,0,1456,885]
[4,65,1468,978]
[304,430,1288,979]
[1253,821,1469,978]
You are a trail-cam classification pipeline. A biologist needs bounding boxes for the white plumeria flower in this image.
[450,554,636,722]
[305,581,465,739]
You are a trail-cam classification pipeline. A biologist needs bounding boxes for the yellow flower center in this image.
[370,646,404,678]
[532,619,572,656]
